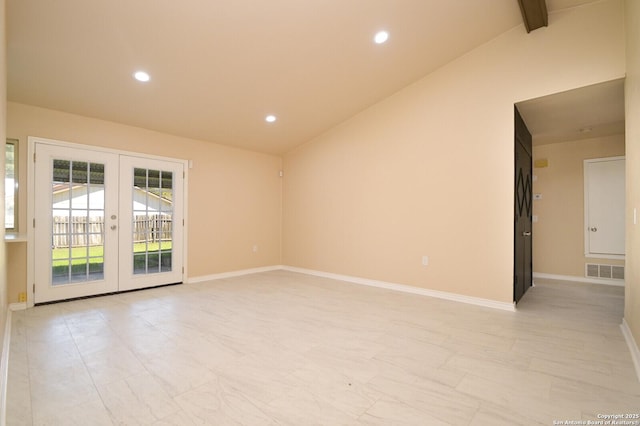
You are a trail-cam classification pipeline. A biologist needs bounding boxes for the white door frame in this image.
[27,136,189,307]
[583,155,625,260]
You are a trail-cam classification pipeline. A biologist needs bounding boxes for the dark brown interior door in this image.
[514,106,533,303]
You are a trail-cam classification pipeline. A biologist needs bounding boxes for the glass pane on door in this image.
[51,159,105,285]
[132,167,173,275]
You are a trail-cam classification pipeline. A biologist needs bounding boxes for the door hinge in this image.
[182,267,184,274]
[183,219,184,226]
[33,283,35,294]
[33,152,36,162]
[33,218,36,228]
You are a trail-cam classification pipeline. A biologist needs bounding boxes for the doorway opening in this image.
[514,78,626,297]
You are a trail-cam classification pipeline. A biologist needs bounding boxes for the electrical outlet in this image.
[18,292,27,302]
[252,245,258,253]
[421,256,429,266]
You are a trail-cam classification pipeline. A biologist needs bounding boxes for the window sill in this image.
[5,233,27,243]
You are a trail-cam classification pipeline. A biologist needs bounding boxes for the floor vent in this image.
[586,263,624,280]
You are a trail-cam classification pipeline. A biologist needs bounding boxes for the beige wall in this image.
[625,0,640,351]
[7,102,283,302]
[7,243,25,303]
[1,0,7,369]
[532,135,625,278]
[282,0,626,303]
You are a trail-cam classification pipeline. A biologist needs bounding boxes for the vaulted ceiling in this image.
[7,0,602,154]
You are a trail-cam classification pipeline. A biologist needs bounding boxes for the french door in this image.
[118,156,183,291]
[34,142,184,303]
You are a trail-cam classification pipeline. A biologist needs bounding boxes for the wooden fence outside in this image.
[52,214,172,248]
[132,214,173,244]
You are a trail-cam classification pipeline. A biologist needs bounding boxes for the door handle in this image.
[590,227,597,232]
[522,231,531,237]
[110,225,117,230]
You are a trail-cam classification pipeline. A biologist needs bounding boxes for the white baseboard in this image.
[533,272,624,287]
[8,303,26,312]
[621,318,640,383]
[184,265,516,311]
[1,308,12,426]
[186,265,283,284]
[282,266,516,312]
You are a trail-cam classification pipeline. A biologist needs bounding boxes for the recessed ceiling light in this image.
[374,31,389,44]
[134,71,150,82]
[265,115,277,123]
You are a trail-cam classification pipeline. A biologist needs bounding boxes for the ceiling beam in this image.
[517,0,548,33]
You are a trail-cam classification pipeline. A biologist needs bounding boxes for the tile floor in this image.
[5,271,640,425]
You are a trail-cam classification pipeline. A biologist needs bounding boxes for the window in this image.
[5,139,18,231]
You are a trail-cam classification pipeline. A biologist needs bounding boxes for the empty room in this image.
[1,0,640,424]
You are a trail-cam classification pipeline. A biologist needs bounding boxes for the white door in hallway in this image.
[584,156,625,257]
[34,141,184,303]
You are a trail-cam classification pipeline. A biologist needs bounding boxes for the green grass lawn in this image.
[52,242,172,266]
[52,242,173,280]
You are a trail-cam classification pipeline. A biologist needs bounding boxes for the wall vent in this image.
[585,263,624,280]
